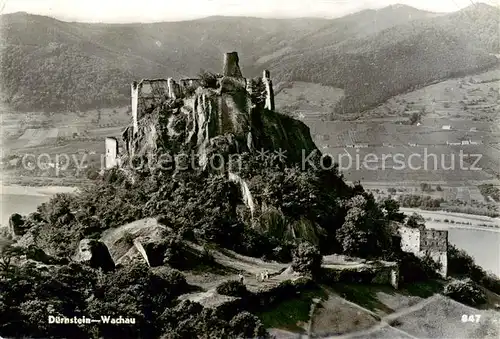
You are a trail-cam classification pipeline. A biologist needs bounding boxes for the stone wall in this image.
[421,229,448,277]
[180,78,202,91]
[131,79,184,134]
[223,52,243,78]
[399,226,448,277]
[420,229,447,252]
[128,53,275,136]
[323,263,399,289]
[398,226,420,255]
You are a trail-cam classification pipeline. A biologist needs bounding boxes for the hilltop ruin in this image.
[105,51,315,170]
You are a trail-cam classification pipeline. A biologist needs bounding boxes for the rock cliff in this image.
[115,52,318,172]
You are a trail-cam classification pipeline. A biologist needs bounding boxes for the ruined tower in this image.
[263,69,275,111]
[223,52,243,78]
[105,137,119,169]
[131,81,139,134]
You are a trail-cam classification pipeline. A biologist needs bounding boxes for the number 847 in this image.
[461,314,481,323]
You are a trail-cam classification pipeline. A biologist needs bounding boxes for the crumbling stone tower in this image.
[262,69,275,111]
[223,52,243,77]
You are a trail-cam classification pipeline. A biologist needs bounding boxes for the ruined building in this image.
[105,51,315,170]
[398,226,448,277]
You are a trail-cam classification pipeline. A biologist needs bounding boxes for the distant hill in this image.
[0,4,498,113]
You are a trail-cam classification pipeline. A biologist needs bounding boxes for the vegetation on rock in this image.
[291,242,322,276]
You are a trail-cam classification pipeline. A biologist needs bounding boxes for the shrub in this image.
[409,112,421,125]
[198,70,218,89]
[406,213,425,229]
[160,301,269,339]
[216,280,248,297]
[420,183,432,192]
[291,242,322,276]
[398,253,439,283]
[481,273,500,295]
[448,245,482,279]
[444,279,487,306]
[229,311,267,338]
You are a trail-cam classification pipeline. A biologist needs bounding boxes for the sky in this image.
[1,0,498,23]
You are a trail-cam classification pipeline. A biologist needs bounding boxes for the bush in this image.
[448,245,484,280]
[480,273,500,295]
[160,301,230,338]
[398,253,439,283]
[291,242,322,276]
[444,279,487,306]
[198,70,218,89]
[216,280,248,297]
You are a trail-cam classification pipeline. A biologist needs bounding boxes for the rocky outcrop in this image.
[118,52,318,173]
[73,239,115,272]
[123,88,317,171]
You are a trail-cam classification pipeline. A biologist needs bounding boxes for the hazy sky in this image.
[1,0,498,22]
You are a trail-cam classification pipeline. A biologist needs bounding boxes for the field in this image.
[0,106,130,184]
[1,68,499,189]
[274,81,344,120]
[273,69,500,191]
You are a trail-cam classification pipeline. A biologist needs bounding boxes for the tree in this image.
[336,195,392,258]
[198,69,218,89]
[444,279,487,307]
[383,199,406,222]
[291,241,322,276]
[420,183,432,192]
[409,112,421,125]
[229,312,267,338]
[406,213,425,229]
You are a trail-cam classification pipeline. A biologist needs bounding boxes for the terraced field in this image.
[0,107,130,185]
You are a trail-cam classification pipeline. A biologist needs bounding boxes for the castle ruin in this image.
[105,52,275,169]
[398,226,448,277]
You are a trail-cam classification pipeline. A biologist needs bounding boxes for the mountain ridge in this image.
[1,4,498,113]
